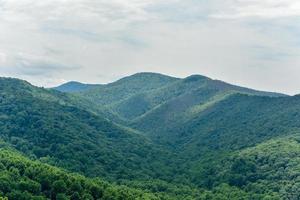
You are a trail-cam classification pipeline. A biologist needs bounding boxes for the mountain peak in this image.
[54,81,101,93]
[112,72,179,85]
[183,74,210,82]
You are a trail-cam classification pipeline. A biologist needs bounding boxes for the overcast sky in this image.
[0,0,300,94]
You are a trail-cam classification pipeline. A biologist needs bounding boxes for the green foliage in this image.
[0,78,175,182]
[208,136,300,199]
[0,149,172,200]
[2,74,300,199]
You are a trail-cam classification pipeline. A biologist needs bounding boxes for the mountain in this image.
[0,77,263,199]
[3,73,300,199]
[54,72,180,123]
[55,73,285,123]
[79,72,179,105]
[54,81,101,93]
[56,73,286,135]
[0,78,177,183]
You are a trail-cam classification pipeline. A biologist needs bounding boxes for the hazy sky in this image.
[0,0,300,94]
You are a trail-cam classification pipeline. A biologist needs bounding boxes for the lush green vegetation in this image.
[0,146,266,200]
[0,148,172,200]
[0,78,176,182]
[1,73,300,199]
[207,135,300,199]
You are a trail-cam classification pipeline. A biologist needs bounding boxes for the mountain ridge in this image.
[52,73,287,126]
[53,72,287,97]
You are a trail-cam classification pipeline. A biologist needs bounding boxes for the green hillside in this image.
[208,135,300,199]
[0,147,175,200]
[0,78,176,182]
[174,94,300,153]
[0,144,282,200]
[145,93,300,190]
[129,76,286,136]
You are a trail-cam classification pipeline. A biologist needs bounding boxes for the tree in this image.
[52,180,67,199]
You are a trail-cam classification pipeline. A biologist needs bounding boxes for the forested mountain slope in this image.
[0,145,283,200]
[173,94,300,152]
[0,78,176,182]
[128,75,286,135]
[0,76,268,199]
[206,135,300,199]
[153,93,300,189]
[4,73,300,199]
[0,147,172,200]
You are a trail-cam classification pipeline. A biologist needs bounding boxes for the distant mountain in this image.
[77,72,179,106]
[58,72,285,124]
[54,81,101,92]
[54,72,180,122]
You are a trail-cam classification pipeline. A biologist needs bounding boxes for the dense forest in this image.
[0,147,165,200]
[1,73,300,199]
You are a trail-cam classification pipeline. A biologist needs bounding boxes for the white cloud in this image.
[0,52,7,63]
[211,0,300,19]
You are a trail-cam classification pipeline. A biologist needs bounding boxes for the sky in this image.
[0,0,300,94]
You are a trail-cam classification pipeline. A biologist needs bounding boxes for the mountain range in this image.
[0,72,299,199]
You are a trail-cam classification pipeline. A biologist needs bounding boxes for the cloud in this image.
[15,55,81,76]
[0,0,155,27]
[0,52,80,76]
[0,52,7,63]
[211,0,300,19]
